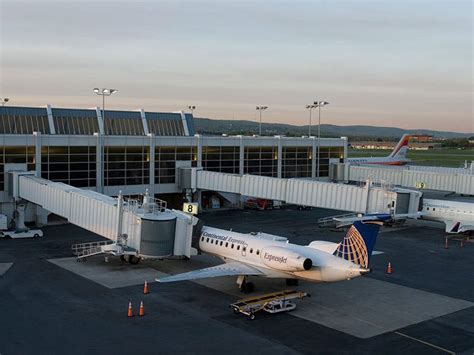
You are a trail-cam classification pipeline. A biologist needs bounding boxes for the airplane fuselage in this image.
[347,157,409,165]
[421,198,474,233]
[199,226,367,283]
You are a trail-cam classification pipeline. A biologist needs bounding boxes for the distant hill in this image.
[194,117,472,140]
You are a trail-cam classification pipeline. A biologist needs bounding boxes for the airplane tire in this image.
[120,255,127,262]
[249,313,255,320]
[129,255,140,265]
[33,234,40,238]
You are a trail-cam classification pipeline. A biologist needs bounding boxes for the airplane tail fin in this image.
[333,214,391,268]
[388,134,411,159]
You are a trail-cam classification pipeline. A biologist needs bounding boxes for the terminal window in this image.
[202,146,239,174]
[41,146,96,188]
[244,147,277,177]
[104,146,149,186]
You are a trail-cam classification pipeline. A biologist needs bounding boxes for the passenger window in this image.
[256,250,260,255]
[237,245,240,250]
[250,248,253,254]
[220,241,223,246]
[201,236,204,241]
[206,238,209,243]
[225,242,228,247]
[433,208,436,211]
[211,239,214,244]
[231,244,234,249]
[243,247,246,252]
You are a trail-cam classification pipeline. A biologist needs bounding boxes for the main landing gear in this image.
[286,278,299,286]
[120,255,141,265]
[237,275,254,293]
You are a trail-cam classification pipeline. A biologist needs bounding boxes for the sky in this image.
[0,0,472,133]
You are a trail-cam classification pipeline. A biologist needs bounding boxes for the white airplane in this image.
[421,198,474,234]
[157,215,391,292]
[348,134,411,166]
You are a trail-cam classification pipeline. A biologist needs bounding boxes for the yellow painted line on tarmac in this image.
[394,331,455,355]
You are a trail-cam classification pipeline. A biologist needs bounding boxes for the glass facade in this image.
[0,107,50,134]
[52,108,99,135]
[0,147,36,190]
[104,111,144,136]
[317,146,344,177]
[202,146,239,174]
[282,147,312,178]
[104,146,149,186]
[41,146,97,187]
[146,113,185,136]
[155,146,197,184]
[244,147,278,177]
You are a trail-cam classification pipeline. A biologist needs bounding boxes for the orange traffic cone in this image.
[127,301,133,317]
[386,262,393,274]
[139,301,145,317]
[143,281,149,294]
[444,237,449,249]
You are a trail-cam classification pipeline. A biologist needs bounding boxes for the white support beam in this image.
[239,136,244,176]
[33,132,41,177]
[311,136,317,178]
[277,136,282,179]
[45,105,56,134]
[95,107,105,135]
[148,133,155,195]
[181,111,190,136]
[140,109,149,136]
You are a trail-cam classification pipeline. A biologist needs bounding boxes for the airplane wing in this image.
[156,261,264,283]
[444,220,474,234]
[334,213,393,227]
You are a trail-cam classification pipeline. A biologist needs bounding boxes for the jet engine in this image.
[260,247,312,272]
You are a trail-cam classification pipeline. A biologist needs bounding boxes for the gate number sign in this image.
[183,202,198,215]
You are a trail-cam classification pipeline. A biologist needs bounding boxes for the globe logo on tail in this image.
[334,225,369,268]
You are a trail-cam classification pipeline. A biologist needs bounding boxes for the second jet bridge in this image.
[11,171,198,259]
[180,168,421,215]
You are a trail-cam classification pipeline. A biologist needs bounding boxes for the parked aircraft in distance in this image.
[421,198,474,234]
[157,215,391,292]
[348,134,411,166]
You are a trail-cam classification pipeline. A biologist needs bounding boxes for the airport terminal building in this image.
[0,105,347,208]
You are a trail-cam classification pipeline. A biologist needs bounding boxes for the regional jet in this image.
[421,198,474,234]
[347,134,411,166]
[157,215,390,292]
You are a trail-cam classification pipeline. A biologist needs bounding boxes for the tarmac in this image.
[1,206,473,354]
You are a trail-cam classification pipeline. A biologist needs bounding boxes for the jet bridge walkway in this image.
[10,171,198,260]
[180,169,422,215]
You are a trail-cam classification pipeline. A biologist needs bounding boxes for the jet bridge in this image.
[10,171,198,260]
[179,168,422,215]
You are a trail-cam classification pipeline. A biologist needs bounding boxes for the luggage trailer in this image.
[230,289,310,320]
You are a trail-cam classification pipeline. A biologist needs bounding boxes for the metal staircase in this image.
[71,241,113,259]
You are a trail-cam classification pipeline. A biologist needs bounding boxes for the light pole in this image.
[187,105,196,115]
[305,104,318,136]
[313,101,329,180]
[93,88,118,120]
[1,98,10,106]
[255,106,268,136]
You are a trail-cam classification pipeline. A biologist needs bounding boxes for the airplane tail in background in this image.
[333,215,391,268]
[388,134,411,159]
